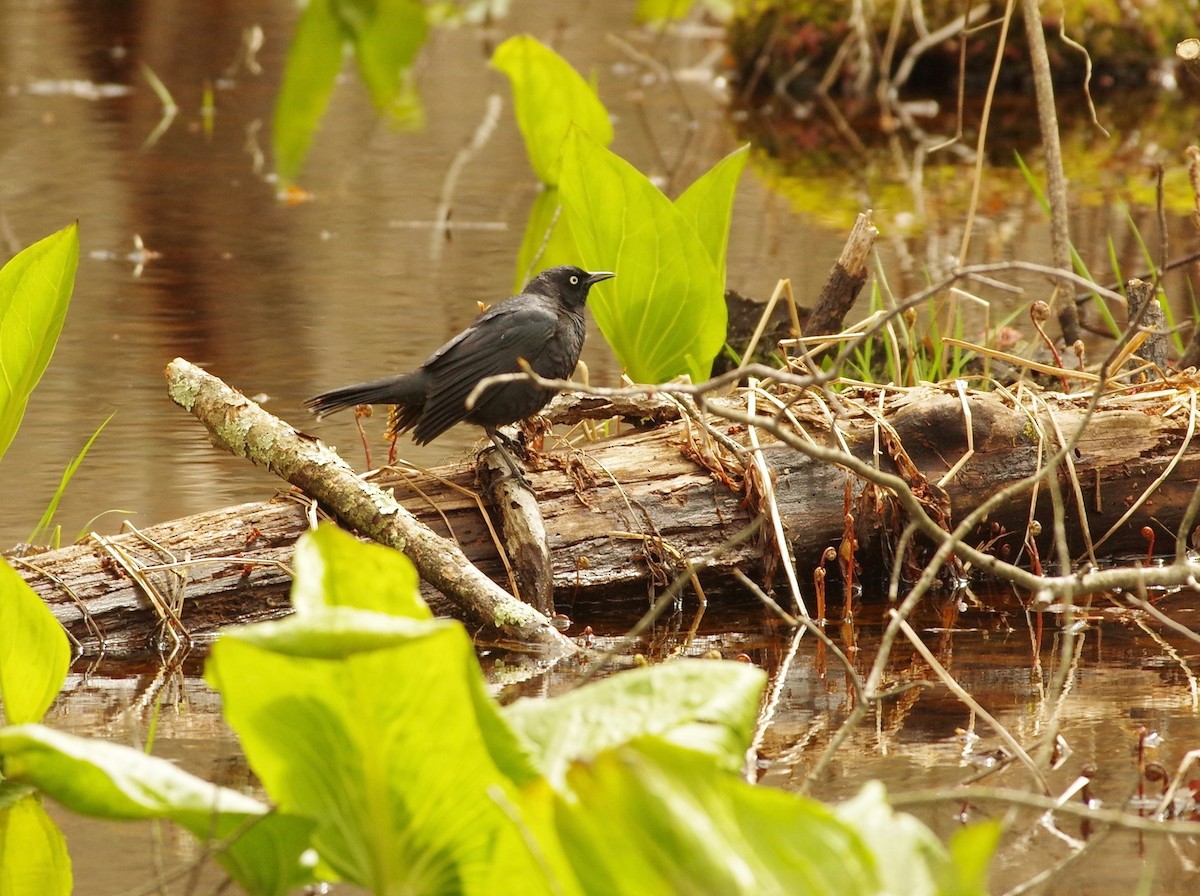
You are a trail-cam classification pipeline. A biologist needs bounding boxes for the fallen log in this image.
[12,374,1200,655]
[161,358,577,659]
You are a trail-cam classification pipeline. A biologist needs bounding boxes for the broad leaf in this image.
[0,794,70,896]
[674,144,749,289]
[0,560,70,725]
[0,223,79,464]
[504,658,765,788]
[338,0,427,124]
[0,725,314,896]
[532,739,881,896]
[273,0,347,187]
[274,0,430,187]
[208,606,544,894]
[491,35,612,186]
[942,820,1002,896]
[290,523,428,619]
[558,127,729,383]
[513,187,580,292]
[636,0,733,22]
[836,781,997,896]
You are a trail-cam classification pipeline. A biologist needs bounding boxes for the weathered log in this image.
[12,381,1200,655]
[164,358,577,659]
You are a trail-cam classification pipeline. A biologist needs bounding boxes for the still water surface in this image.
[4,2,1200,893]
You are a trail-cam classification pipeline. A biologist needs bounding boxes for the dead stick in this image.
[1021,0,1080,346]
[165,357,577,658]
[804,211,878,337]
[480,450,555,617]
[1177,38,1200,82]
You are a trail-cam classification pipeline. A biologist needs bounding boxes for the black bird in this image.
[306,265,615,478]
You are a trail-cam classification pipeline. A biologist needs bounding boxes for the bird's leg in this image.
[485,426,531,488]
[353,405,373,469]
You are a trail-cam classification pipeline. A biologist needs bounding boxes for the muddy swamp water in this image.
[3,0,1200,893]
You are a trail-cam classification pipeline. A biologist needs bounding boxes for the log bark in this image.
[480,450,554,616]
[12,381,1200,655]
[162,358,576,659]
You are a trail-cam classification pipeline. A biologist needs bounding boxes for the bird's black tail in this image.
[305,373,424,418]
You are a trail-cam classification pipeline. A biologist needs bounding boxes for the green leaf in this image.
[635,0,696,23]
[942,820,1002,896]
[272,0,347,187]
[207,609,544,894]
[836,781,955,896]
[273,0,430,186]
[0,223,79,464]
[504,659,765,789]
[338,0,427,125]
[0,794,71,896]
[558,127,729,383]
[491,34,613,186]
[534,739,881,896]
[0,560,70,725]
[218,607,454,659]
[674,144,749,290]
[513,187,580,292]
[0,724,315,896]
[290,523,429,619]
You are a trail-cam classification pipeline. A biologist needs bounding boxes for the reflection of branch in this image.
[574,518,765,685]
[140,63,178,149]
[897,614,1049,792]
[886,4,992,96]
[431,94,503,261]
[895,785,1200,835]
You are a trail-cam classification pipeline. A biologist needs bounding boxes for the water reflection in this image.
[43,587,1200,892]
[6,2,1200,891]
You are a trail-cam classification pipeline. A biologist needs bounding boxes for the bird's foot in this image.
[485,428,533,490]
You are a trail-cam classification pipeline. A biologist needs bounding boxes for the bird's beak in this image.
[585,271,616,286]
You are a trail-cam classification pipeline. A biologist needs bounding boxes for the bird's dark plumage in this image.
[306,266,615,461]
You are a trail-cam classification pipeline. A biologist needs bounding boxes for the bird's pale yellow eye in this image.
[570,275,579,285]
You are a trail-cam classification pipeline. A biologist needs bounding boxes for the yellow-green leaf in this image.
[558,127,728,383]
[0,223,79,463]
[513,188,580,291]
[0,560,70,725]
[340,0,427,125]
[491,35,612,187]
[0,794,71,896]
[674,144,749,289]
[272,0,346,187]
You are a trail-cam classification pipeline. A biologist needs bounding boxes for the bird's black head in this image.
[527,265,615,309]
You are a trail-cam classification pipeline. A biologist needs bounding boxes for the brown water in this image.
[47,590,1200,894]
[2,2,1196,550]
[5,2,1200,893]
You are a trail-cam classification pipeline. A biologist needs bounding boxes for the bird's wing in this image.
[413,302,560,443]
